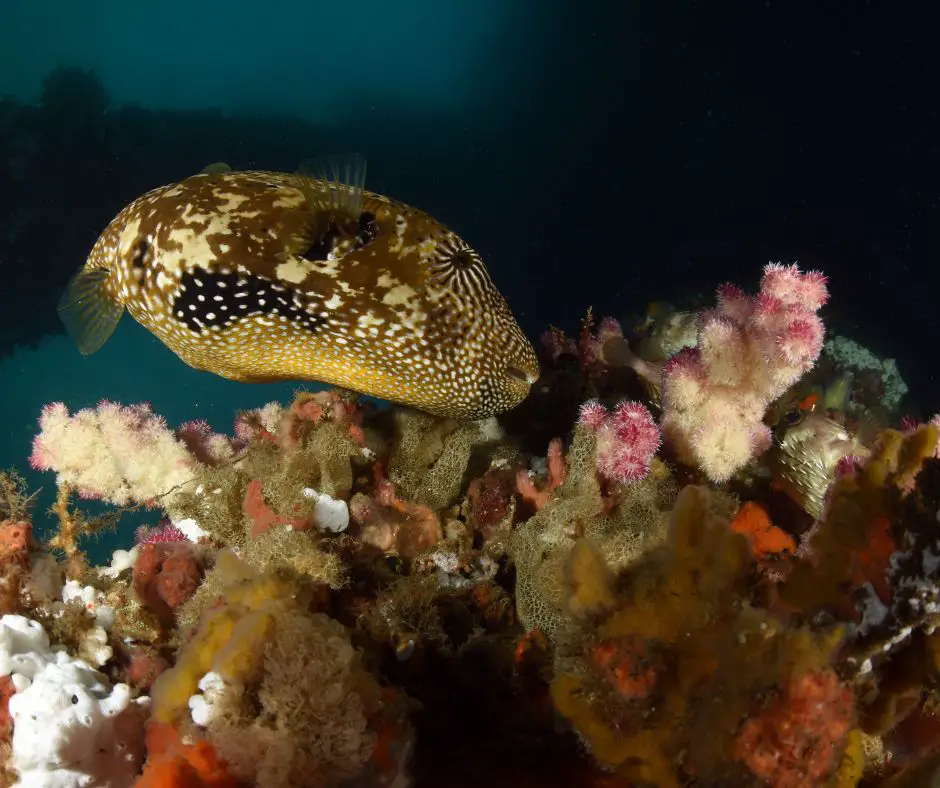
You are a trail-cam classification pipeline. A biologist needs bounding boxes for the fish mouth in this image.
[505,365,539,386]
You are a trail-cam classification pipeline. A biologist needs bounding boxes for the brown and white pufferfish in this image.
[58,155,540,420]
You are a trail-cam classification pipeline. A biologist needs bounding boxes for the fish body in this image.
[59,158,539,419]
[638,303,698,362]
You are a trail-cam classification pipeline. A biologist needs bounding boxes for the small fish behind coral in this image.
[770,412,874,519]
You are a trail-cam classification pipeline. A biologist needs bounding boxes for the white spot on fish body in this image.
[275,259,315,283]
[381,283,418,307]
[357,312,384,328]
[207,191,250,212]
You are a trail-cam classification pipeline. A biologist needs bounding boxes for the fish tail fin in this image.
[295,153,367,218]
[57,267,125,355]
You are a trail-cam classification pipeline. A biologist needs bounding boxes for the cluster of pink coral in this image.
[578,399,661,484]
[660,263,828,482]
[136,520,189,545]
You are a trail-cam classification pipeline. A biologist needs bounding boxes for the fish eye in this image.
[448,249,477,270]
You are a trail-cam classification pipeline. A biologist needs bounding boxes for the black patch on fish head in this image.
[172,269,324,334]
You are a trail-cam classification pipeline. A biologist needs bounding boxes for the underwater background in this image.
[1,1,938,555]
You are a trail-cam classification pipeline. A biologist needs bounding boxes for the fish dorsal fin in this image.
[199,161,232,175]
[295,153,367,219]
[57,268,125,355]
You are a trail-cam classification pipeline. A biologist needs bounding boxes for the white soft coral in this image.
[28,401,195,506]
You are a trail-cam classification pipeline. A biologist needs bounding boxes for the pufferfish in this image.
[58,155,539,420]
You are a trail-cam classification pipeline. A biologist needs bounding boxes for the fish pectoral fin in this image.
[295,153,367,219]
[56,268,124,355]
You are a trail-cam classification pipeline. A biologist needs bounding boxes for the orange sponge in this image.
[135,723,238,788]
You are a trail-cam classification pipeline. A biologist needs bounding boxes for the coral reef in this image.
[4,262,940,785]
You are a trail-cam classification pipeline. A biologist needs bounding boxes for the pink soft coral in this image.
[578,399,661,484]
[660,263,827,482]
[136,520,189,545]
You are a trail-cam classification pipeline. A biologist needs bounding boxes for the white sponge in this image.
[0,615,148,787]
